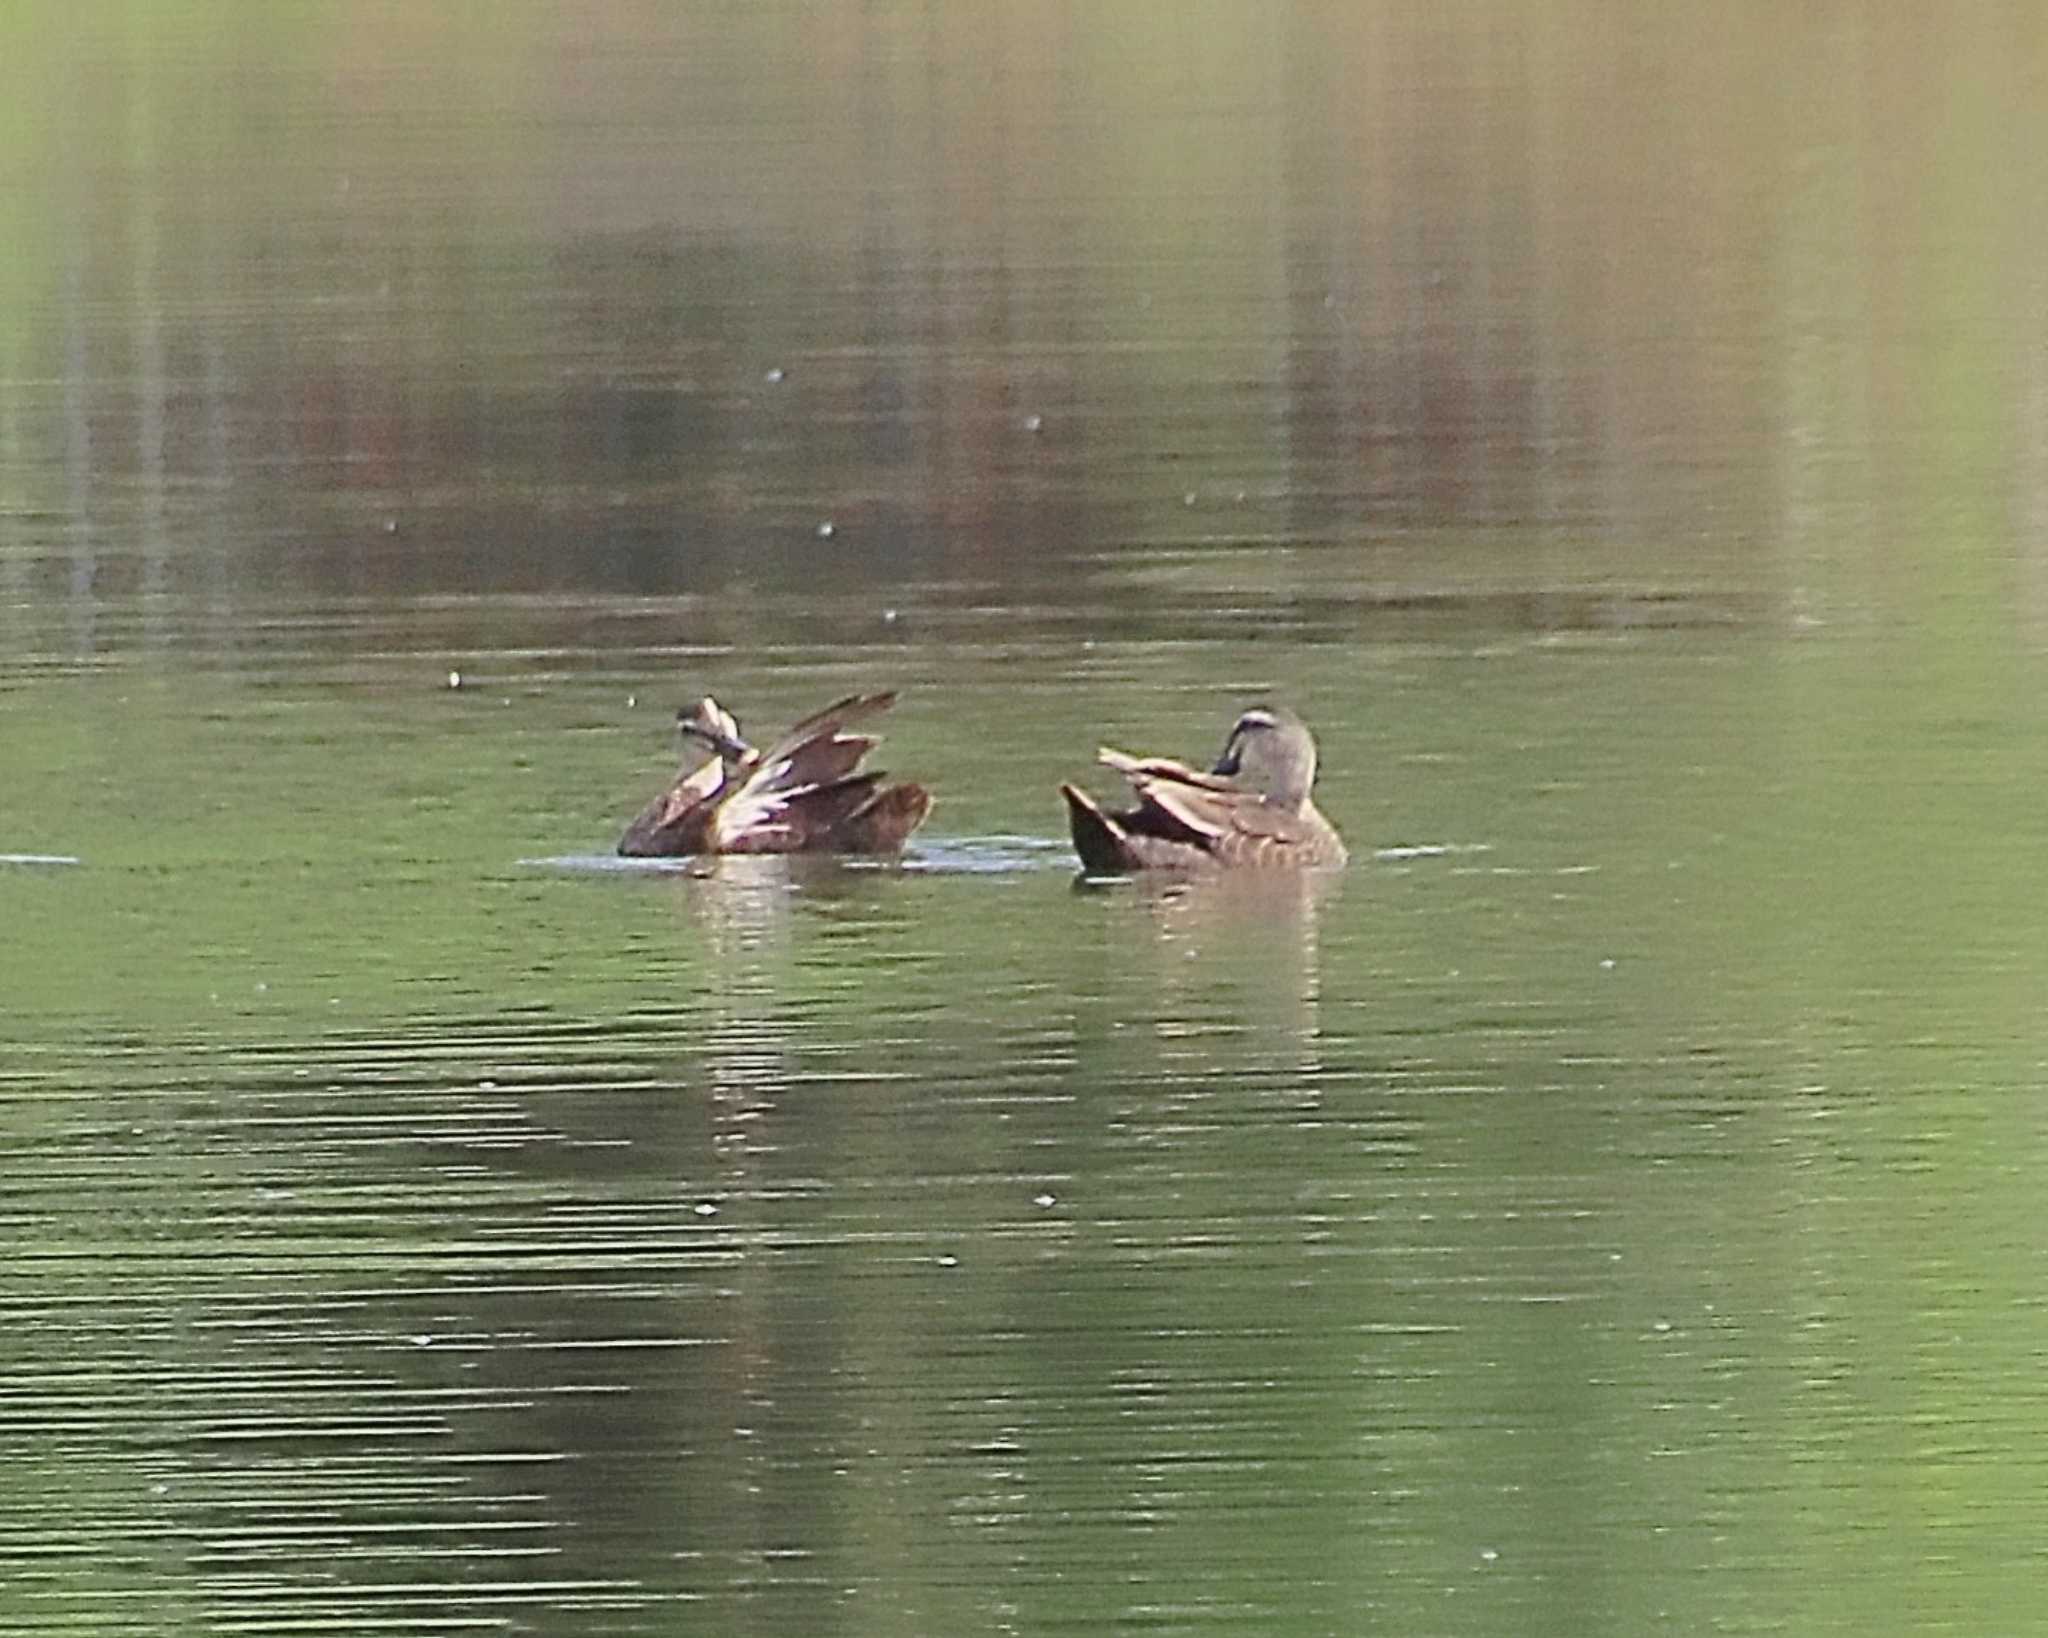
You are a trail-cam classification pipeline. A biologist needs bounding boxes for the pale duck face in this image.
[676,697,753,768]
[1210,706,1317,809]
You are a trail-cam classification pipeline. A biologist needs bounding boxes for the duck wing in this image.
[754,690,900,766]
[1101,747,1343,865]
[1096,749,1237,793]
[617,757,727,856]
[709,693,905,851]
[715,772,886,853]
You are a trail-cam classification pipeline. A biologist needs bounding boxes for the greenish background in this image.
[4,5,2047,1634]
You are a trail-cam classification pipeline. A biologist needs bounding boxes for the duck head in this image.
[676,697,754,766]
[1211,706,1319,809]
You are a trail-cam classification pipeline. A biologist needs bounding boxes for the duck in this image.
[618,690,931,856]
[1060,706,1347,872]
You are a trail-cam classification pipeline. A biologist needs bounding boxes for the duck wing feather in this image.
[1103,746,1343,864]
[711,693,903,847]
[754,690,900,766]
[617,757,726,856]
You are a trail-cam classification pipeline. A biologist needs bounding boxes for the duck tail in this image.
[1061,784,1131,874]
[841,782,932,853]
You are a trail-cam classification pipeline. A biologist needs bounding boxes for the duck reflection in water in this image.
[618,691,931,858]
[1069,863,1341,1088]
[1061,706,1346,873]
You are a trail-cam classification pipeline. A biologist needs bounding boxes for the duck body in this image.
[618,691,931,857]
[1060,707,1346,873]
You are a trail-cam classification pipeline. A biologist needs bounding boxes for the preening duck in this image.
[618,691,931,857]
[1060,706,1346,872]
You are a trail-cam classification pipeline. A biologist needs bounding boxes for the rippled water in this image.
[6,6,2048,1635]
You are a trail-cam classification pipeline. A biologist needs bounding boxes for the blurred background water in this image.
[4,5,2048,1633]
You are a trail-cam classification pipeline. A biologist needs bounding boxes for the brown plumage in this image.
[1060,706,1347,872]
[618,690,931,857]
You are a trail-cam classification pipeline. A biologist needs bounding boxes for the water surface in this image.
[5,6,2048,1634]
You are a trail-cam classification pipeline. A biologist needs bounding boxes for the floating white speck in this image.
[626,694,637,709]
[694,1201,718,1217]
[446,670,462,690]
[1034,1193,1055,1208]
[764,366,785,383]
[817,520,836,538]
[882,607,899,624]
[937,1254,959,1268]
[1022,413,1042,432]
[1599,958,1616,970]
[1183,491,1198,507]
[383,517,397,533]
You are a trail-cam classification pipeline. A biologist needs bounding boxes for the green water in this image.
[5,5,2048,1634]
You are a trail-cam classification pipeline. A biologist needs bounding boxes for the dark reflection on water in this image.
[11,4,2046,665]
[5,4,2048,1636]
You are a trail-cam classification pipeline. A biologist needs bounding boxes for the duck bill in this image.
[682,723,751,761]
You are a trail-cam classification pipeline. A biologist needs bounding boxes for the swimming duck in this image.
[1060,706,1347,872]
[618,690,931,856]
